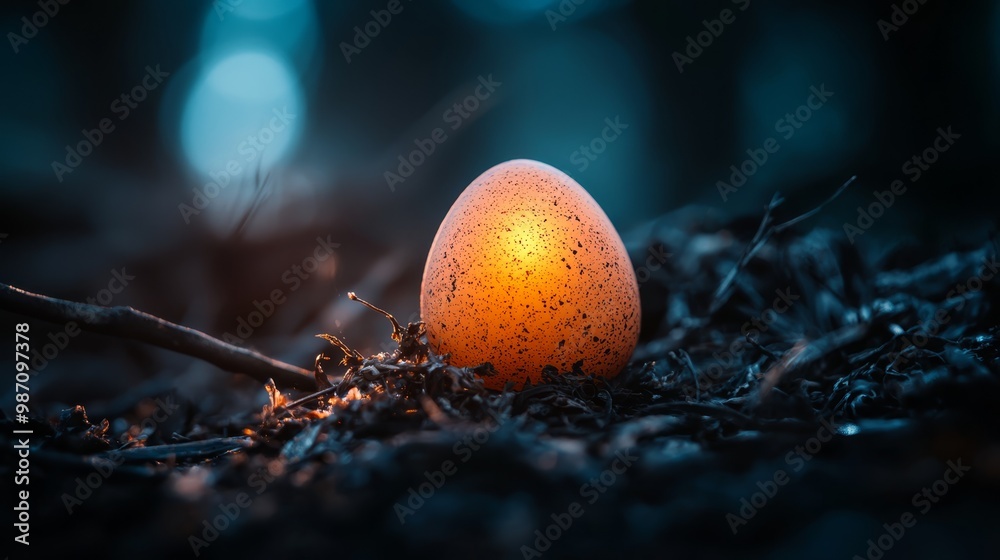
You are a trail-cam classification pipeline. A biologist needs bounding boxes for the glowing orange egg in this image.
[420,159,640,390]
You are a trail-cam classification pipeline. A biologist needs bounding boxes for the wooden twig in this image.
[105,437,253,462]
[710,175,857,314]
[0,282,316,390]
[349,291,403,342]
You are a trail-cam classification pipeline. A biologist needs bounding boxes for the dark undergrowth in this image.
[4,190,999,560]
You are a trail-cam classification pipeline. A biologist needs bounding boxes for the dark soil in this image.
[5,199,999,560]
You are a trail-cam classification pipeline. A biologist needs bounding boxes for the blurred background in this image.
[1,0,997,408]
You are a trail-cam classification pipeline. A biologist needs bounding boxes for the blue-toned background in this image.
[1,0,995,365]
[1,2,998,559]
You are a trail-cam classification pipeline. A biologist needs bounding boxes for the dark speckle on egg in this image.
[420,159,641,390]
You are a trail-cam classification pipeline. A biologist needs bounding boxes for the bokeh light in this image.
[199,0,322,75]
[180,50,304,176]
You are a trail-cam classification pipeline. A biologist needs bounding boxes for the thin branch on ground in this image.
[0,282,317,391]
[710,175,857,314]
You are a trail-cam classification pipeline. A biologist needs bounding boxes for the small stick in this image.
[0,282,316,391]
[711,175,856,314]
[348,291,403,341]
[676,349,700,401]
[315,333,364,366]
[281,385,340,410]
[105,437,253,462]
[746,332,779,363]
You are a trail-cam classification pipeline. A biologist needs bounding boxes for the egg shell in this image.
[420,159,640,390]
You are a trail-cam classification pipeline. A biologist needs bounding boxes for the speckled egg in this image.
[420,159,640,390]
